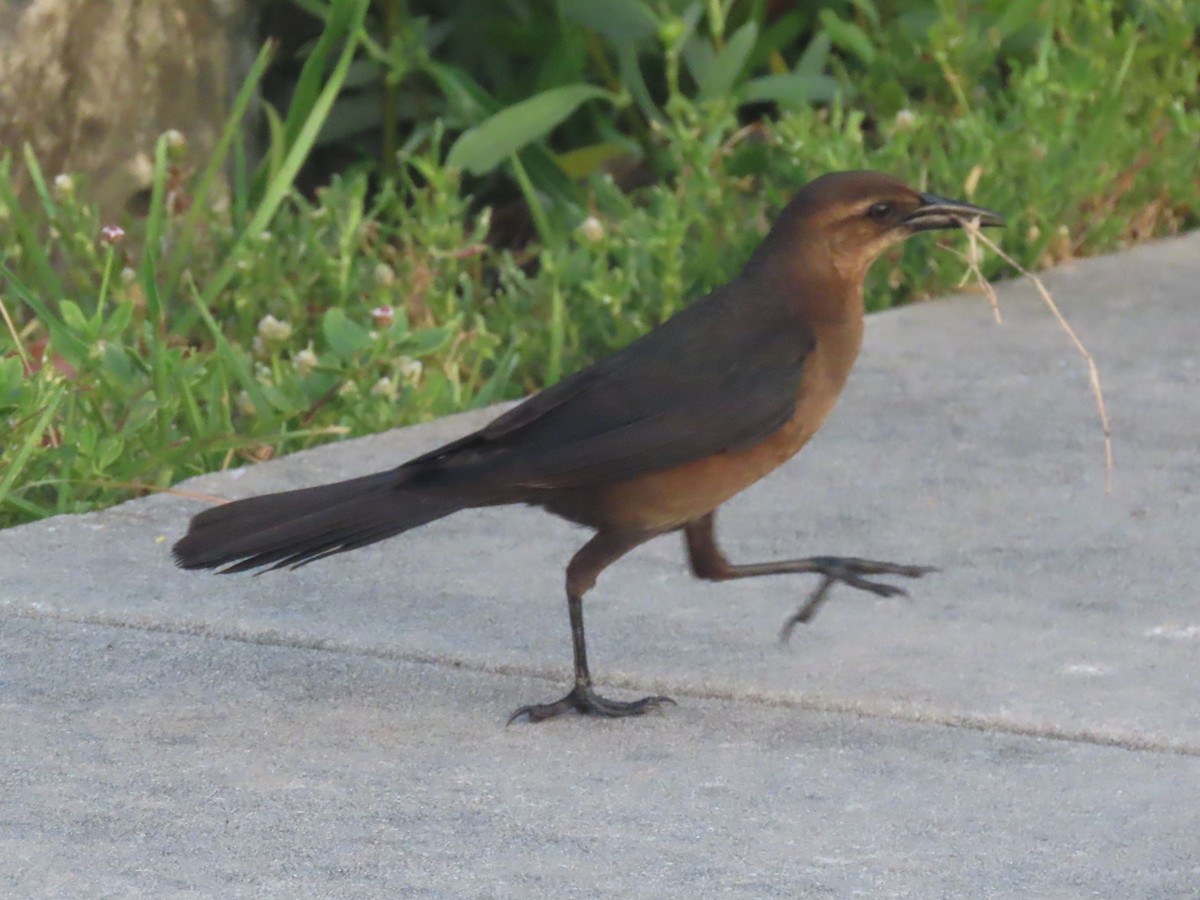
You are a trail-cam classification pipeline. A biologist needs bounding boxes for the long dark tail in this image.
[172,468,469,573]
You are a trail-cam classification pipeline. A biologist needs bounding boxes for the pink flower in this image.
[371,305,394,328]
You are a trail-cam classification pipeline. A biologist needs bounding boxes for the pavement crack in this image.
[5,603,1198,757]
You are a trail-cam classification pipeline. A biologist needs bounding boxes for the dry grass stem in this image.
[944,240,1003,324]
[0,292,31,369]
[954,216,1114,494]
[79,480,234,506]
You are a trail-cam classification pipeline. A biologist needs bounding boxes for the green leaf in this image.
[0,384,64,509]
[322,307,372,359]
[850,0,881,30]
[59,301,90,335]
[136,135,170,289]
[560,0,659,46]
[818,10,876,65]
[470,346,519,408]
[424,60,493,122]
[536,30,588,91]
[553,141,635,179]
[447,84,616,175]
[0,355,24,402]
[755,13,804,68]
[0,262,86,365]
[617,43,662,124]
[0,168,63,300]
[405,326,454,357]
[682,38,716,85]
[282,0,367,150]
[200,0,367,312]
[739,73,839,106]
[186,285,280,426]
[257,382,296,416]
[698,21,758,100]
[104,298,135,338]
[796,31,832,78]
[95,435,125,471]
[101,344,138,388]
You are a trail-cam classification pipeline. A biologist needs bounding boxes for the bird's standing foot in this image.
[508,684,676,724]
[780,557,937,642]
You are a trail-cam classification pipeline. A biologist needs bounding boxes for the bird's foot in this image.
[507,684,676,724]
[780,557,937,642]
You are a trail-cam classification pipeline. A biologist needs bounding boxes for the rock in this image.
[0,0,260,222]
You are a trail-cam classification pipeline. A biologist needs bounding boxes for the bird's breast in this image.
[574,330,860,533]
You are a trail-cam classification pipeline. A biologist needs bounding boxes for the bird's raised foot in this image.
[780,557,937,642]
[507,684,676,725]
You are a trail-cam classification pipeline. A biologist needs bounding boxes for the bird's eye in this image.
[866,202,891,221]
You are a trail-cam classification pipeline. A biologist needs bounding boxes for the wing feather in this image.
[408,277,814,489]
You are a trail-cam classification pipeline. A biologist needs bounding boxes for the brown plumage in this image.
[174,171,1003,722]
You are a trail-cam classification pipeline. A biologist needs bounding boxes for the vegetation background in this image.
[1,0,1196,527]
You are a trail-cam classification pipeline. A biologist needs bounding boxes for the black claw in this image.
[780,559,935,640]
[838,574,909,597]
[778,613,807,645]
[780,575,835,642]
[507,685,676,724]
[865,581,910,598]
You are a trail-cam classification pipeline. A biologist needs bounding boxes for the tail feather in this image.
[172,468,468,573]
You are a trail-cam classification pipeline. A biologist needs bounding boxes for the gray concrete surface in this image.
[3,233,1199,897]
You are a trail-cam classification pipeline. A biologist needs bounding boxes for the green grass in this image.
[0,0,1197,528]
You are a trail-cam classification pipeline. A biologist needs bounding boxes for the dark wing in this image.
[408,276,814,489]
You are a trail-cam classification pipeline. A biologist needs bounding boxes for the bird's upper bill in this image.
[903,193,1005,232]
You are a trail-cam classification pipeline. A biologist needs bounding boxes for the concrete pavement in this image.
[2,233,1199,897]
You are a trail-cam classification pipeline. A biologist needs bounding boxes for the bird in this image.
[174,170,1004,723]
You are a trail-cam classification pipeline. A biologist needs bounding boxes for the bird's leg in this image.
[508,529,676,724]
[684,512,936,642]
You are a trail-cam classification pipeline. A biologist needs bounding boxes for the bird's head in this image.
[753,170,1004,284]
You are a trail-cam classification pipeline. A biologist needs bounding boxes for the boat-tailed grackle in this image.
[174,171,1004,723]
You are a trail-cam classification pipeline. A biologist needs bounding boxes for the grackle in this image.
[174,171,1004,723]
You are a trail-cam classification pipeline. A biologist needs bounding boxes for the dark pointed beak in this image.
[904,192,1005,233]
